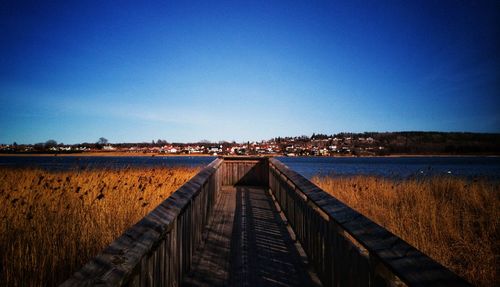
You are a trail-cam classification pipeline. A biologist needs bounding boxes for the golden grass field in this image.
[1,165,498,286]
[0,167,198,286]
[312,175,499,287]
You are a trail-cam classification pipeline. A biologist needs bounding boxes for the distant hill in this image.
[326,132,500,155]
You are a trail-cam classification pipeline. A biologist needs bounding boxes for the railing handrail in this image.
[220,155,269,160]
[61,158,223,286]
[61,156,471,286]
[269,158,471,286]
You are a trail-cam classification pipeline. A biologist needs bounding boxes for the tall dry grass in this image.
[0,166,198,286]
[312,175,499,287]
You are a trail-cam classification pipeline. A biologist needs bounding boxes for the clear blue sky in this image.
[1,1,499,144]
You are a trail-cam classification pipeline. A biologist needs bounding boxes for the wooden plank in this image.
[61,158,223,286]
[181,186,236,286]
[182,186,320,287]
[269,158,472,287]
[220,157,268,186]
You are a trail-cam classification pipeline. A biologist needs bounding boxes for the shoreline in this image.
[0,152,498,158]
[0,152,213,157]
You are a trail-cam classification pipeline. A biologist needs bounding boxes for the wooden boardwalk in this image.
[63,157,471,287]
[182,186,320,287]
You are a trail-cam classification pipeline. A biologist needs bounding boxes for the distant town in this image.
[1,132,499,156]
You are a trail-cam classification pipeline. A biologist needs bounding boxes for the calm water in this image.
[278,156,500,179]
[0,155,499,180]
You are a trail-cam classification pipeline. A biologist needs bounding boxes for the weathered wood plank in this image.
[61,158,223,286]
[61,156,470,287]
[269,157,472,287]
[182,186,320,287]
[220,157,268,186]
[181,186,236,286]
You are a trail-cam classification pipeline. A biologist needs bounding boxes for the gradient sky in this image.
[1,1,499,144]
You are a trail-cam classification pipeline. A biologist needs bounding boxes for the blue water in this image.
[278,156,500,180]
[0,156,499,180]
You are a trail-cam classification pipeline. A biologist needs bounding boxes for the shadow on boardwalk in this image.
[182,186,319,287]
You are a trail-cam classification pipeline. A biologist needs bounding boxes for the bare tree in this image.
[98,137,108,145]
[45,139,58,148]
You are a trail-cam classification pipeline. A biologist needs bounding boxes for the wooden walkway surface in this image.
[182,186,320,287]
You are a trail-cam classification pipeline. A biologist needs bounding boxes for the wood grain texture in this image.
[182,186,319,287]
[60,157,471,287]
[269,158,472,287]
[60,158,223,286]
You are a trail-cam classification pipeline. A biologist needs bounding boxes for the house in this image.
[208,146,222,155]
[165,146,178,153]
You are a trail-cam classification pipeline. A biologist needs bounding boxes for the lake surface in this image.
[0,155,499,180]
[278,156,500,179]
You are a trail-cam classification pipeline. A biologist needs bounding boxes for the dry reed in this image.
[312,175,499,287]
[0,166,198,286]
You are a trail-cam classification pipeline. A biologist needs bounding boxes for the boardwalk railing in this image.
[269,158,470,287]
[61,158,223,286]
[62,156,471,286]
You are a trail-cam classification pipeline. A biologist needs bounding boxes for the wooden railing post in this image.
[60,158,223,287]
[268,158,471,287]
[61,156,471,286]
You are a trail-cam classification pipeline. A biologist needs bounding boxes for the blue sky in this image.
[1,1,499,144]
